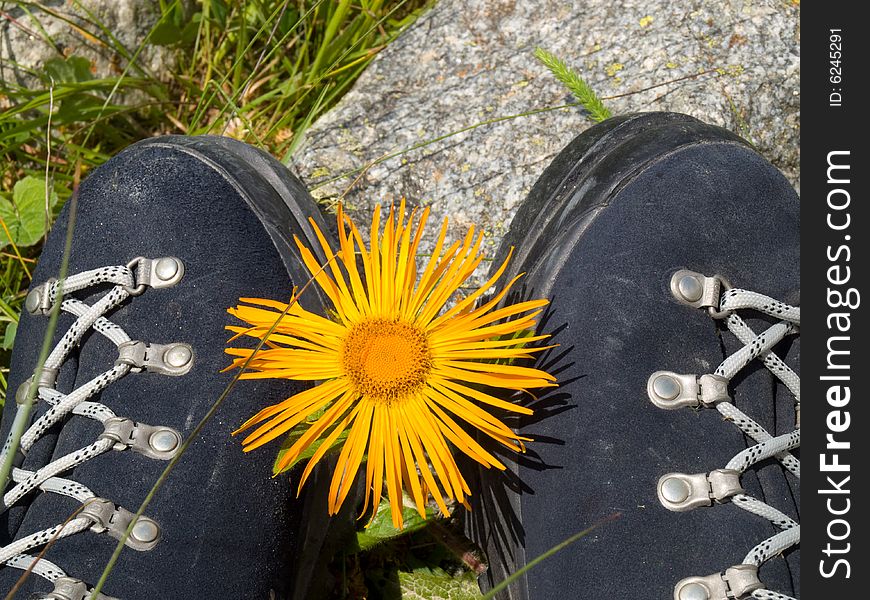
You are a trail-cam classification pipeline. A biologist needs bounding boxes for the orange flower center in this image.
[342,319,432,403]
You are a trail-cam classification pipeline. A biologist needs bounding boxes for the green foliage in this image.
[0,175,60,355]
[339,495,484,599]
[149,1,200,47]
[167,0,429,158]
[43,55,95,84]
[534,47,612,123]
[0,176,60,250]
[398,569,483,600]
[2,321,16,352]
[0,268,26,358]
[356,496,435,551]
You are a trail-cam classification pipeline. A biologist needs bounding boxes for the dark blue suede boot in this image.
[0,136,338,599]
[467,113,800,600]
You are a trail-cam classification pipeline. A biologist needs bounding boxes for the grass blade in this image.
[533,47,612,123]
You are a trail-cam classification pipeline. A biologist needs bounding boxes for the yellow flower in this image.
[226,201,556,528]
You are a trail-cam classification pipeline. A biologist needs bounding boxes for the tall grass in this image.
[0,0,430,404]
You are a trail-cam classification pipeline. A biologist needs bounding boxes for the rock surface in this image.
[291,0,800,276]
[1,0,175,87]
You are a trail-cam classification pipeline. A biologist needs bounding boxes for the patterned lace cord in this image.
[0,258,191,600]
[648,275,800,600]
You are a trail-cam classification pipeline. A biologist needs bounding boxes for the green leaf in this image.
[2,322,17,351]
[178,14,203,46]
[208,0,229,27]
[0,177,59,250]
[55,93,106,124]
[43,55,94,83]
[356,496,434,551]
[272,424,349,476]
[151,0,193,45]
[397,569,483,600]
[150,20,184,46]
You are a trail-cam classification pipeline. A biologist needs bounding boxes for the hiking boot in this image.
[466,112,800,599]
[0,136,338,599]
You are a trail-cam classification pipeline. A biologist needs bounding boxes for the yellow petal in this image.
[225,202,559,529]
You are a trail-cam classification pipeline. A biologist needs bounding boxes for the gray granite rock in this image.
[291,0,800,278]
[1,0,177,88]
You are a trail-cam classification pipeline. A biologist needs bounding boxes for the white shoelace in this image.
[0,258,191,598]
[648,273,800,600]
